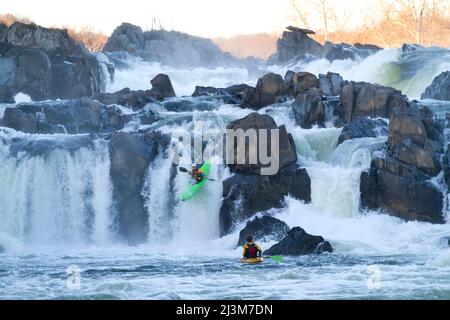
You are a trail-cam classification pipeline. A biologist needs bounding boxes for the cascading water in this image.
[0,132,115,248]
[1,45,450,299]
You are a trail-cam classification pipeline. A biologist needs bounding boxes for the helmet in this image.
[192,164,197,169]
[247,235,254,242]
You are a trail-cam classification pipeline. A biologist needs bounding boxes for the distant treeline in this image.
[2,0,449,60]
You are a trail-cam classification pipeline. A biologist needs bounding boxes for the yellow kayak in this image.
[240,257,264,264]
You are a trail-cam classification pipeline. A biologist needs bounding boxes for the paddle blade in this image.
[179,167,188,173]
[270,255,284,262]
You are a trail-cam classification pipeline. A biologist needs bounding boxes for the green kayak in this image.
[181,161,212,201]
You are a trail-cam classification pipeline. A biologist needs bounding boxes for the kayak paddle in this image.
[178,166,216,182]
[264,255,284,262]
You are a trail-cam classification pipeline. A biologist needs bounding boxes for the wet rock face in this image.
[237,216,290,247]
[92,74,176,110]
[0,22,104,102]
[387,105,443,177]
[264,227,333,256]
[421,71,450,101]
[150,74,176,99]
[360,103,445,224]
[226,112,297,175]
[192,84,251,104]
[219,164,311,236]
[284,71,319,97]
[2,98,129,134]
[319,72,344,96]
[276,30,323,62]
[109,131,170,244]
[338,118,388,144]
[360,156,444,224]
[103,23,236,67]
[339,81,409,124]
[242,73,288,109]
[292,88,326,129]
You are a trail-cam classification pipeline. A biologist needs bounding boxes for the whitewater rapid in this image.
[1,46,450,299]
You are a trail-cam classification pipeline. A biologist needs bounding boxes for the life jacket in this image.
[245,243,258,258]
[192,169,205,182]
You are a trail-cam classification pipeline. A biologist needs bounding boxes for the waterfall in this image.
[0,134,115,247]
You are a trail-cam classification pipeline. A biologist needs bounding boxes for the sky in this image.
[0,0,377,38]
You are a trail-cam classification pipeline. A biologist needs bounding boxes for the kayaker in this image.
[242,236,262,259]
[190,164,205,184]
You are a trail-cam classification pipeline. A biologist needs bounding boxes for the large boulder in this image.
[284,71,319,97]
[338,118,388,144]
[323,42,377,62]
[0,22,104,101]
[360,156,444,224]
[237,216,290,246]
[102,23,145,53]
[0,84,14,103]
[0,21,84,55]
[219,164,311,236]
[2,98,128,134]
[292,88,328,129]
[242,73,288,109]
[103,23,237,67]
[109,132,169,244]
[421,71,450,101]
[387,105,443,176]
[275,28,323,62]
[318,72,344,96]
[360,103,445,224]
[264,227,333,256]
[226,113,297,175]
[192,84,252,104]
[338,82,409,124]
[150,74,176,99]
[92,74,175,109]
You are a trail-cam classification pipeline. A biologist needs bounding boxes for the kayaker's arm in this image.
[242,244,248,257]
[256,244,263,256]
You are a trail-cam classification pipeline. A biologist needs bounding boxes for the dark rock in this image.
[360,156,444,224]
[0,22,104,101]
[401,44,425,53]
[219,164,311,236]
[242,73,288,109]
[276,29,323,62]
[109,132,169,244]
[93,88,156,110]
[109,132,151,244]
[9,135,94,158]
[387,105,443,176]
[2,98,129,134]
[444,144,450,189]
[0,84,15,103]
[192,84,251,104]
[292,88,326,128]
[237,216,290,246]
[0,22,84,55]
[284,71,319,97]
[102,23,145,53]
[339,81,409,124]
[3,107,38,133]
[264,227,333,256]
[421,71,450,101]
[354,43,382,51]
[338,118,388,144]
[226,113,297,175]
[150,74,176,99]
[103,23,237,67]
[319,72,344,96]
